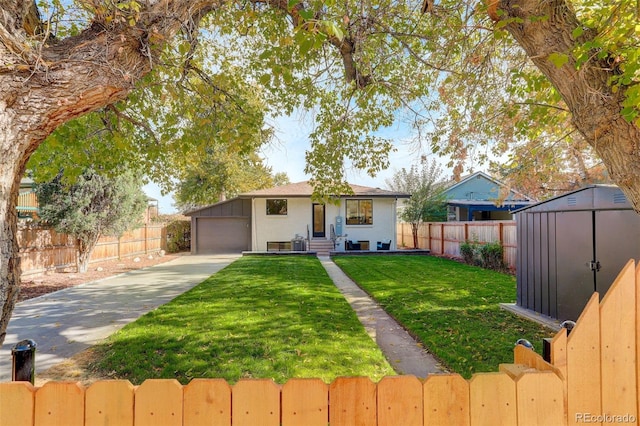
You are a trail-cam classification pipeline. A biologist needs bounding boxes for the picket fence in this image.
[2,259,640,425]
[397,221,517,269]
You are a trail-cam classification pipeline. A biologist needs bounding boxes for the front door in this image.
[312,203,325,237]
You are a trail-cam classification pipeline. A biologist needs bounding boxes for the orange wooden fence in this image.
[18,224,167,277]
[397,221,517,269]
[3,260,640,425]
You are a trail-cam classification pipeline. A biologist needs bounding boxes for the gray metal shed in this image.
[515,185,640,321]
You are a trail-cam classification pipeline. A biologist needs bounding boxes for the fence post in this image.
[499,222,505,265]
[144,224,148,254]
[440,223,445,254]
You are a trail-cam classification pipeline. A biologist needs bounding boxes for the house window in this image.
[346,199,373,225]
[266,199,287,215]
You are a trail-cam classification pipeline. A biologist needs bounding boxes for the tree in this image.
[174,149,279,211]
[272,172,290,187]
[35,170,148,273]
[386,159,447,248]
[427,0,640,206]
[1,0,640,349]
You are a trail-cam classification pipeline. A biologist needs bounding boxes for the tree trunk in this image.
[0,147,26,346]
[76,234,101,274]
[494,0,640,210]
[411,223,419,249]
[0,0,220,348]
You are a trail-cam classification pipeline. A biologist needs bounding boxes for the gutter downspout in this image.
[251,197,257,251]
[393,197,398,250]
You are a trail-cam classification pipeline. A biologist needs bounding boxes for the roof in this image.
[240,181,410,198]
[185,181,409,216]
[447,200,533,207]
[514,184,629,214]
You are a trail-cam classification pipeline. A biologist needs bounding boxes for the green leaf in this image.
[299,9,314,20]
[259,74,271,85]
[572,26,584,39]
[323,21,344,41]
[547,52,569,68]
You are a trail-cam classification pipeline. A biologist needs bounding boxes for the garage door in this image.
[196,217,250,253]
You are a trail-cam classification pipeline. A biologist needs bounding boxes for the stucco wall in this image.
[339,198,397,250]
[252,198,311,251]
[251,197,398,251]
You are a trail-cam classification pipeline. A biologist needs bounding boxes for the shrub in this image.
[479,242,505,271]
[460,241,476,265]
[166,220,191,252]
[460,240,505,271]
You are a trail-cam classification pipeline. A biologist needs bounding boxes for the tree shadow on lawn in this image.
[87,257,395,385]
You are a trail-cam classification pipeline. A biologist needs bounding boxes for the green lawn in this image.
[332,255,553,378]
[89,255,394,384]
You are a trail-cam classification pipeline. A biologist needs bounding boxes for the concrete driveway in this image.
[0,254,239,381]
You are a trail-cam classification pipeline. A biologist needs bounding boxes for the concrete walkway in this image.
[319,257,445,377]
[0,254,240,381]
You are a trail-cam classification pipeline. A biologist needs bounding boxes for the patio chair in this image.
[377,240,391,250]
[346,240,361,250]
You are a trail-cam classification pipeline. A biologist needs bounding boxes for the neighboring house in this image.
[442,171,535,221]
[17,177,159,223]
[186,181,410,255]
[17,178,38,220]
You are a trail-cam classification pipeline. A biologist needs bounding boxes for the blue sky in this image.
[144,113,444,214]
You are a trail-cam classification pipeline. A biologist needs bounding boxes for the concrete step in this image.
[309,239,334,256]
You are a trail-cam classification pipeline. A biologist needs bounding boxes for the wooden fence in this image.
[397,221,517,269]
[2,259,640,425]
[18,224,166,277]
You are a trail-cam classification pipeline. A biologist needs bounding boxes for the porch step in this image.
[309,239,334,256]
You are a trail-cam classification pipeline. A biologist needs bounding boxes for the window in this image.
[266,199,287,215]
[346,199,373,225]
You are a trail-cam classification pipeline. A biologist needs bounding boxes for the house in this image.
[442,171,535,221]
[17,178,159,223]
[17,178,38,220]
[185,181,410,255]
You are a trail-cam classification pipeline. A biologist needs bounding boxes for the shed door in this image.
[595,210,640,297]
[555,211,594,321]
[196,217,250,253]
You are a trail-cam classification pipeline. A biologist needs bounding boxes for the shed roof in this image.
[514,184,630,213]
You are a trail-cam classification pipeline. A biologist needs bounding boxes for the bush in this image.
[166,220,191,253]
[479,242,505,271]
[460,241,476,265]
[460,240,505,271]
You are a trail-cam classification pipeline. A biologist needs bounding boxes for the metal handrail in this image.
[330,224,337,248]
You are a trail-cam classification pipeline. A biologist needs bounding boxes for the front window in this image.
[346,199,373,225]
[266,199,287,215]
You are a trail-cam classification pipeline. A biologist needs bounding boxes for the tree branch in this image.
[105,104,159,145]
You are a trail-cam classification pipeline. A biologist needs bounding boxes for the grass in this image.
[89,255,394,384]
[332,255,554,378]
